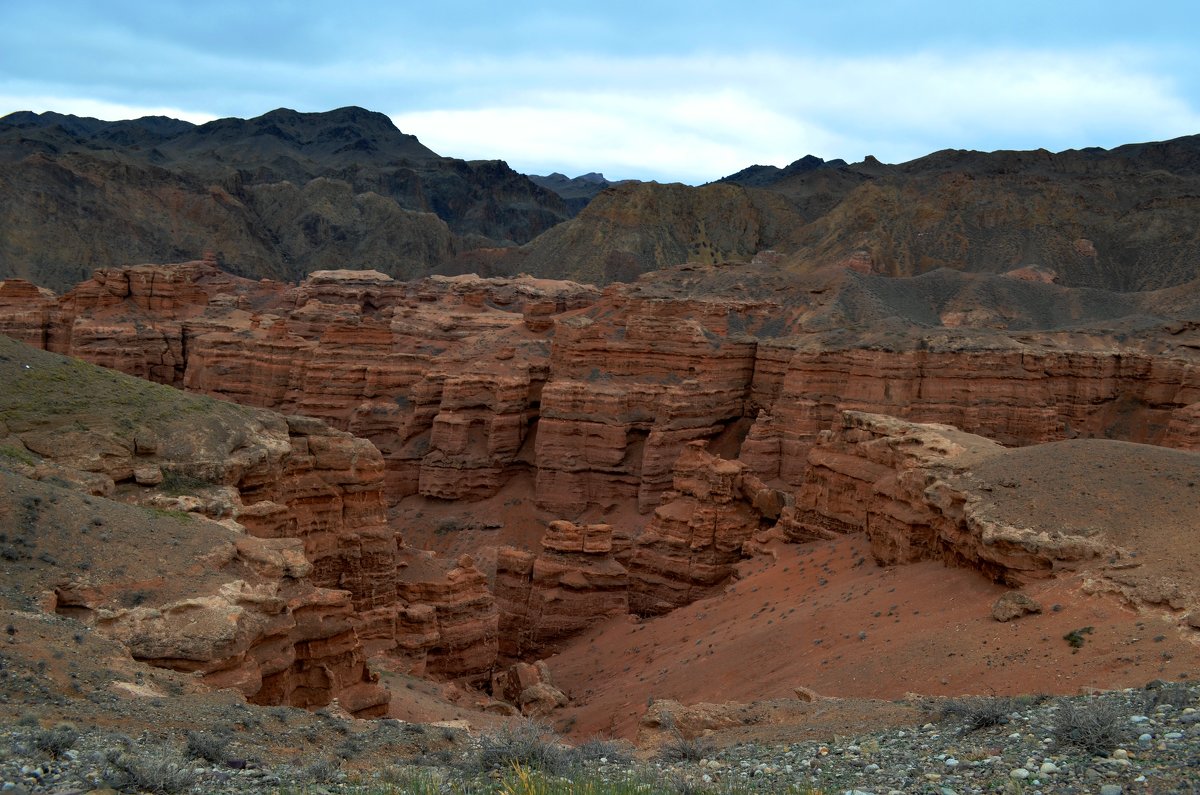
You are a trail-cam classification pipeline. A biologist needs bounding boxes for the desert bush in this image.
[655,733,715,763]
[1063,626,1094,649]
[473,720,570,776]
[184,729,231,764]
[302,756,341,782]
[104,748,197,794]
[1141,681,1194,711]
[1053,699,1126,755]
[939,696,1018,732]
[33,723,78,758]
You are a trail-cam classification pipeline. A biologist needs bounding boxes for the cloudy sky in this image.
[3,1,1199,183]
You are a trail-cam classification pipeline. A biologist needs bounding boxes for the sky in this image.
[2,1,1200,184]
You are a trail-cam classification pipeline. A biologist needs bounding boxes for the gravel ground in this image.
[1,682,1196,794]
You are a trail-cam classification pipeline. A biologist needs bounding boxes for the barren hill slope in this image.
[0,107,570,290]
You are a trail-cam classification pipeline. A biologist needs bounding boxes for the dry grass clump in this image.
[1053,699,1126,756]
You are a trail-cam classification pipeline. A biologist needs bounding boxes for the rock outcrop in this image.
[627,443,784,614]
[792,411,1111,584]
[741,337,1200,486]
[5,260,1200,531]
[0,335,505,703]
[3,263,599,504]
[394,553,499,682]
[535,286,771,514]
[490,660,569,717]
[495,521,629,658]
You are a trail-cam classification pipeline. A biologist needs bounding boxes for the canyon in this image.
[1,251,1198,738]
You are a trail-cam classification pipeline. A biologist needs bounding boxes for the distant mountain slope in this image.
[497,137,1200,291]
[0,107,571,290]
[3,105,1200,292]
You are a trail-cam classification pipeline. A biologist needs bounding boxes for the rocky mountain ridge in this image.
[0,106,572,291]
[4,106,1199,294]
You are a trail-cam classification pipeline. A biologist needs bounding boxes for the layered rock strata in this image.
[534,289,771,514]
[2,262,599,502]
[0,336,500,703]
[394,553,499,682]
[3,260,1199,524]
[742,336,1200,486]
[626,442,786,615]
[792,411,1111,584]
[494,521,629,658]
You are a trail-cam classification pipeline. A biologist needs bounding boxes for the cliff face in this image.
[792,411,1109,584]
[495,521,629,658]
[792,410,1200,622]
[0,336,393,715]
[1,261,600,504]
[742,338,1200,487]
[4,258,1200,668]
[0,333,509,707]
[627,443,782,615]
[4,259,1200,521]
[534,287,769,514]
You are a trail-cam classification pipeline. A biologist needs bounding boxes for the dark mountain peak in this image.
[528,171,617,204]
[784,154,827,172]
[718,155,841,188]
[0,110,109,138]
[167,106,439,167]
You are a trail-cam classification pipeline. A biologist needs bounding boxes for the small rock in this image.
[1039,761,1059,774]
[1099,785,1122,795]
[1112,748,1130,760]
[992,591,1043,622]
[133,465,163,486]
[1009,768,1030,780]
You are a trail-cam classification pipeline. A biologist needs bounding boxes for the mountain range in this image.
[2,105,1199,292]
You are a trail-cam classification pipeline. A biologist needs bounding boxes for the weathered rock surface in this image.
[7,261,1200,524]
[490,659,568,717]
[2,262,599,504]
[742,336,1200,486]
[991,591,1043,622]
[495,521,629,658]
[794,411,1110,583]
[394,553,499,682]
[0,335,506,704]
[627,443,784,615]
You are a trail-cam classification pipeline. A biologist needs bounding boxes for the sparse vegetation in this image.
[1052,699,1126,755]
[33,723,78,758]
[472,720,570,776]
[103,748,197,794]
[939,696,1019,732]
[1063,625,1094,649]
[1141,681,1194,711]
[0,444,37,466]
[184,728,232,764]
[159,470,216,496]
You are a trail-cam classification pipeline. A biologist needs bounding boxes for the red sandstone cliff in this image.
[495,521,629,658]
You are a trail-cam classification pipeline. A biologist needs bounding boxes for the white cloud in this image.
[391,48,1200,182]
[4,45,1197,184]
